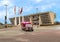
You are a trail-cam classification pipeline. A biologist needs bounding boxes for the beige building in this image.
[10,12,56,26]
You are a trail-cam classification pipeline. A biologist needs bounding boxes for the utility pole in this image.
[5,5,8,28]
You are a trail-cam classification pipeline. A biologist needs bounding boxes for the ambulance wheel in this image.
[31,29,33,31]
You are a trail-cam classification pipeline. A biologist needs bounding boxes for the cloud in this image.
[23,6,33,12]
[0,10,6,23]
[30,0,42,3]
[36,3,56,12]
[0,0,11,6]
[0,11,5,18]
[35,0,42,3]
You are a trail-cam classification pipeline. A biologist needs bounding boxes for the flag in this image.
[18,8,23,14]
[14,6,16,14]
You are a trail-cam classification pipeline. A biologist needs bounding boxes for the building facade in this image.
[10,12,56,26]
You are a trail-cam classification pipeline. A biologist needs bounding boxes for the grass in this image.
[0,25,4,29]
[0,24,16,29]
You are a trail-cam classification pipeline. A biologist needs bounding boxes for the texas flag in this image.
[14,6,16,14]
[18,8,23,14]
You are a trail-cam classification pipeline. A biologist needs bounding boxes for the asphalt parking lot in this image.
[0,25,60,42]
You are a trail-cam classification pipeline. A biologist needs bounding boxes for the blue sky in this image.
[0,0,60,24]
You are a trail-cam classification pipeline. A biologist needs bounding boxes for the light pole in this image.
[36,8,38,13]
[5,5,8,28]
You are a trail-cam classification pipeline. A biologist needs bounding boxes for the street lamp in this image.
[5,4,8,28]
[36,8,38,13]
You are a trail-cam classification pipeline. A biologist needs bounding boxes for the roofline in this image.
[10,11,55,19]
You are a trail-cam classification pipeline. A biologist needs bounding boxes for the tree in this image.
[0,22,3,25]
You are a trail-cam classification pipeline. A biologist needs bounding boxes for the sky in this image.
[0,0,60,24]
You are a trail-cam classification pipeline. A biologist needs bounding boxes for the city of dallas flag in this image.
[18,8,23,14]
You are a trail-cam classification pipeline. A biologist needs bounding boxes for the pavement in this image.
[0,25,60,42]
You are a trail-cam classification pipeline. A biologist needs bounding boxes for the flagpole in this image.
[15,14,17,25]
[14,6,17,26]
[18,15,22,29]
[18,8,21,25]
[22,16,24,22]
[20,8,24,22]
[18,8,23,28]
[19,15,20,25]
